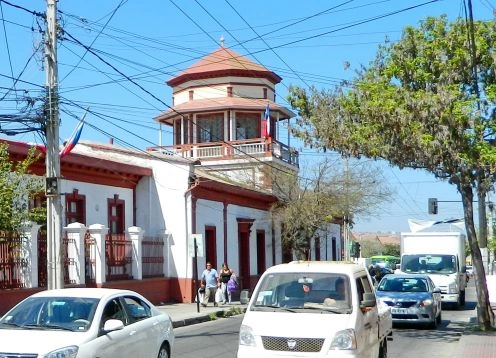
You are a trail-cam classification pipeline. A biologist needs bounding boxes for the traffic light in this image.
[428,197,438,214]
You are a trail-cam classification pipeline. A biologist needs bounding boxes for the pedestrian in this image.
[219,262,233,304]
[200,262,219,307]
[226,273,238,304]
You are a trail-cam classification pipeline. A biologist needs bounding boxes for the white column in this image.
[164,230,172,278]
[20,222,42,288]
[63,222,87,285]
[88,224,109,285]
[128,226,144,280]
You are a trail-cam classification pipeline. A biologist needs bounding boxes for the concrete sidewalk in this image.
[157,301,496,357]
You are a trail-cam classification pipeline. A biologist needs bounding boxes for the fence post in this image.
[20,221,42,288]
[63,222,87,285]
[128,226,143,280]
[88,224,109,285]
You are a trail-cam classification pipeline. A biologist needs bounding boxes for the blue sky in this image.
[0,0,493,233]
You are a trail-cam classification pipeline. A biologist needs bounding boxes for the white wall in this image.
[60,180,133,228]
[195,199,276,278]
[172,76,274,105]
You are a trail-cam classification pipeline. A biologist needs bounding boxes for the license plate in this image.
[391,308,408,314]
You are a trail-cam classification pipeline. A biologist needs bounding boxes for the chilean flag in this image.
[262,103,270,139]
[59,111,86,158]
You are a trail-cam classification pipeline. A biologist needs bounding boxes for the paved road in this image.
[173,315,243,358]
[389,280,477,358]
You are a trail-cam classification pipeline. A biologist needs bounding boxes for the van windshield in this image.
[250,272,352,313]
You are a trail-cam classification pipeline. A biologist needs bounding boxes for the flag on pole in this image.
[262,103,270,139]
[59,110,87,158]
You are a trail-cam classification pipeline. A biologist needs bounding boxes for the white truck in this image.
[397,231,467,308]
[238,261,393,358]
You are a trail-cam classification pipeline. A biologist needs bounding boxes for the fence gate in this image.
[37,227,47,288]
[85,231,96,287]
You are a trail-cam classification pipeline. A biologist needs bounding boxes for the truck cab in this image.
[237,261,392,358]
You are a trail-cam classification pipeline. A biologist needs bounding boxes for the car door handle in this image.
[129,330,137,336]
[153,321,159,326]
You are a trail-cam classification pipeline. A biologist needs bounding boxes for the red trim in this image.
[190,177,277,211]
[3,139,152,189]
[168,69,281,87]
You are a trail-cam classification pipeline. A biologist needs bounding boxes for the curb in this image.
[171,306,246,328]
[172,313,219,328]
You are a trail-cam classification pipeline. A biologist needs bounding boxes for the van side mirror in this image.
[360,292,377,309]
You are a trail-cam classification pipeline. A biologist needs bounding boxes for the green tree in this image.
[272,158,391,259]
[0,142,44,232]
[382,244,400,257]
[287,16,495,329]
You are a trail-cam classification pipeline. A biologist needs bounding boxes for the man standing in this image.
[201,262,219,307]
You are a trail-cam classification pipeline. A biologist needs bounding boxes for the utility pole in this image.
[45,0,63,290]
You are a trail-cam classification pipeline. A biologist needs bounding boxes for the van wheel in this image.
[378,339,387,358]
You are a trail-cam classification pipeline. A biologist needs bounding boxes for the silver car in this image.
[375,274,442,329]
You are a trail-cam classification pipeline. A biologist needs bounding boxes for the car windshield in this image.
[377,277,429,293]
[250,272,352,313]
[0,296,99,332]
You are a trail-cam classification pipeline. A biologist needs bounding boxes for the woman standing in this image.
[219,262,233,305]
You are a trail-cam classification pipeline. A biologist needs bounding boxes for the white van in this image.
[237,261,392,358]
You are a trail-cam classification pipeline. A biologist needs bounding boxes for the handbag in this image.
[215,288,223,303]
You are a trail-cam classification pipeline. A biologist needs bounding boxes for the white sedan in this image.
[0,288,174,358]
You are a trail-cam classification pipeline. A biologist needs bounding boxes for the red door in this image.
[237,220,253,290]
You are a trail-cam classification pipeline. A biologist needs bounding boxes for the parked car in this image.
[0,288,174,358]
[375,274,442,329]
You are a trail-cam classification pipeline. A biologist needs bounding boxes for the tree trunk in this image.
[460,184,495,330]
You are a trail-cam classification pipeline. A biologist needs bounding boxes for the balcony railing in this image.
[148,138,299,167]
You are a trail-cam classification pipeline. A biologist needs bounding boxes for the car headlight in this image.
[45,346,78,358]
[420,299,433,307]
[239,324,256,346]
[330,329,356,350]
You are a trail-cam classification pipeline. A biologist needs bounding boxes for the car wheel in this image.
[378,338,387,358]
[436,311,442,325]
[157,343,169,358]
[429,313,439,329]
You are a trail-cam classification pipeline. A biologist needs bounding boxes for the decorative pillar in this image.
[128,226,144,280]
[88,224,109,285]
[63,222,87,285]
[20,221,42,288]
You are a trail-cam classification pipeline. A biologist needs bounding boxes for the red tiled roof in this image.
[167,47,281,86]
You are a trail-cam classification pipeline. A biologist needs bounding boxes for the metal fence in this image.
[0,231,27,289]
[105,233,133,281]
[142,236,165,278]
[0,229,166,288]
